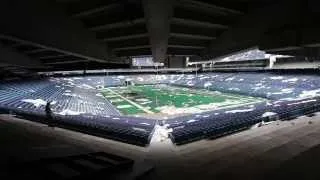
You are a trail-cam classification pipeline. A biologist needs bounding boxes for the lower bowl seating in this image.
[1,72,320,146]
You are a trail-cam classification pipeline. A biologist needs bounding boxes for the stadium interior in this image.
[2,0,320,179]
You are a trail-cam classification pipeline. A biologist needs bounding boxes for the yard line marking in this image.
[104,88,154,114]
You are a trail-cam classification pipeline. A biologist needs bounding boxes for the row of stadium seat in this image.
[53,73,320,101]
[2,107,156,146]
[164,73,320,100]
[166,97,320,145]
[167,103,267,144]
[0,80,156,146]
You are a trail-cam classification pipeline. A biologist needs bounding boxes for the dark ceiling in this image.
[0,0,319,72]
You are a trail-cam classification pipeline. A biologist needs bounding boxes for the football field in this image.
[101,84,265,118]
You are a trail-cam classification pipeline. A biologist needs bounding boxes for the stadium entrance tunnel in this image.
[1,72,320,146]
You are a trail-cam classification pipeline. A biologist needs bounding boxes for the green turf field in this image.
[101,84,265,117]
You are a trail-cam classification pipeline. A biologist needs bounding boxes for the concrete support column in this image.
[142,0,175,62]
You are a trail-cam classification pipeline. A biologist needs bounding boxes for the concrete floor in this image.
[1,114,320,179]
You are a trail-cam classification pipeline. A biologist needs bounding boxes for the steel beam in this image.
[45,59,91,65]
[170,33,216,40]
[113,45,151,51]
[176,0,243,16]
[24,48,48,54]
[103,33,148,42]
[39,54,70,60]
[171,18,228,29]
[71,3,121,18]
[89,18,146,31]
[168,45,205,49]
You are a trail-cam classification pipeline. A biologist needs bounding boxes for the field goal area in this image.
[101,84,266,118]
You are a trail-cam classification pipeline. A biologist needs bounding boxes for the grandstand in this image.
[2,71,320,147]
